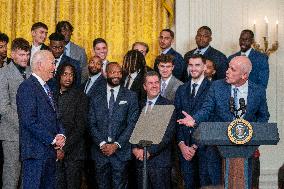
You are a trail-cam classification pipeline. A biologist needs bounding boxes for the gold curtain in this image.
[0,0,173,67]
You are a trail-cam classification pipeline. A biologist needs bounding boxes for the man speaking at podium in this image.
[177,56,270,188]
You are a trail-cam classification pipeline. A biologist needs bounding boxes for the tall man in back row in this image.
[177,56,270,189]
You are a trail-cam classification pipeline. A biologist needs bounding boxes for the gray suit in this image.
[0,62,31,189]
[162,75,183,101]
[69,41,87,69]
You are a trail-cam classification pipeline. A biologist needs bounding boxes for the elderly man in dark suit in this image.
[184,26,228,81]
[178,56,270,189]
[0,38,31,189]
[132,71,176,189]
[16,50,66,189]
[88,62,139,189]
[48,32,81,91]
[54,62,88,189]
[228,29,269,89]
[154,29,186,81]
[175,54,215,189]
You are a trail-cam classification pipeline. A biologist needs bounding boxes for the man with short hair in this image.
[132,71,176,189]
[175,54,213,189]
[228,29,269,89]
[56,21,87,69]
[178,56,270,189]
[0,38,31,189]
[184,26,228,81]
[88,62,139,189]
[30,22,49,63]
[132,41,149,57]
[154,29,186,81]
[0,32,11,68]
[17,50,66,189]
[93,38,109,77]
[157,54,183,102]
[48,32,81,91]
[205,58,216,81]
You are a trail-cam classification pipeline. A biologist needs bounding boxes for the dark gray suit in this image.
[69,41,87,69]
[0,62,31,189]
[162,75,183,102]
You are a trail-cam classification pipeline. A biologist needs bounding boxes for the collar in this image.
[191,74,205,86]
[147,94,160,105]
[232,80,248,94]
[32,73,46,86]
[107,84,120,93]
[56,54,64,65]
[241,48,252,57]
[32,43,42,49]
[12,61,26,73]
[65,41,71,50]
[195,45,210,54]
[161,74,172,85]
[103,59,108,65]
[161,47,172,54]
[90,72,101,82]
[129,71,138,79]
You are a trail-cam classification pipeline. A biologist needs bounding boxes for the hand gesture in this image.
[177,111,196,127]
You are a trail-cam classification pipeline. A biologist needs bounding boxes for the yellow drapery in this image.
[0,0,173,67]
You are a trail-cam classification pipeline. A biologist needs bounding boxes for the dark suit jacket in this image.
[88,83,139,165]
[121,71,146,101]
[184,46,228,81]
[55,88,88,160]
[16,75,64,160]
[228,48,269,88]
[48,55,82,92]
[135,95,176,168]
[175,78,211,146]
[154,48,186,81]
[193,79,270,124]
[163,75,183,102]
[81,74,106,97]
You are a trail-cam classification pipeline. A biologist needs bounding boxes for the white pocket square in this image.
[119,101,127,105]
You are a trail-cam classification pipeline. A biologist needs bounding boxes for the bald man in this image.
[16,50,65,189]
[177,56,269,188]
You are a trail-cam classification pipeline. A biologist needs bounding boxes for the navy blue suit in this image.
[81,74,106,97]
[88,83,139,189]
[228,49,269,88]
[154,48,186,81]
[184,46,228,81]
[48,55,82,92]
[16,75,64,189]
[175,78,217,188]
[135,95,176,189]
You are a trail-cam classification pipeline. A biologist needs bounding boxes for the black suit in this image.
[184,46,228,81]
[54,87,88,189]
[135,95,176,189]
[81,74,106,97]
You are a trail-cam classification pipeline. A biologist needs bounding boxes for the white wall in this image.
[175,0,284,188]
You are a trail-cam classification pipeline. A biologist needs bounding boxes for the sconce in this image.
[252,17,279,56]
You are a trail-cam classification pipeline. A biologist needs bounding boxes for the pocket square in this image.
[119,101,127,105]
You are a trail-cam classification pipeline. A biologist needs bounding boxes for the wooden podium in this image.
[193,121,279,189]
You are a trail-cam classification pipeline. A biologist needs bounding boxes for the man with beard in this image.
[228,29,269,89]
[88,62,139,189]
[0,32,11,68]
[82,56,105,97]
[184,26,228,81]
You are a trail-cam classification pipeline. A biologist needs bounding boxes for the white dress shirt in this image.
[231,81,248,111]
[194,45,210,55]
[190,74,205,96]
[145,94,160,113]
[85,72,101,94]
[241,48,252,57]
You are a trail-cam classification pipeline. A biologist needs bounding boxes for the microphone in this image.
[229,97,235,114]
[239,98,246,116]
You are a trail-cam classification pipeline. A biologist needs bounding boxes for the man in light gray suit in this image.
[157,54,183,102]
[0,38,31,189]
[56,21,87,70]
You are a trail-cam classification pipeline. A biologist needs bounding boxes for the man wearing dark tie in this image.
[16,50,66,189]
[178,56,270,189]
[0,38,31,189]
[132,71,176,189]
[88,62,139,189]
[154,29,186,81]
[228,29,269,89]
[175,54,216,189]
[184,26,228,81]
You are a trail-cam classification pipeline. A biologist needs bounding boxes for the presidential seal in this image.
[228,118,253,144]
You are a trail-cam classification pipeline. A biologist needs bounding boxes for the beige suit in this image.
[0,62,31,189]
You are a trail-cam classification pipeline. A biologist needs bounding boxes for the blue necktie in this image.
[233,87,238,109]
[109,89,115,116]
[44,84,55,110]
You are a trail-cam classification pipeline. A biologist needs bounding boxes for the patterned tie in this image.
[191,83,198,98]
[109,89,115,116]
[233,87,239,110]
[161,81,167,97]
[43,84,55,110]
[84,78,91,94]
[195,49,201,54]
